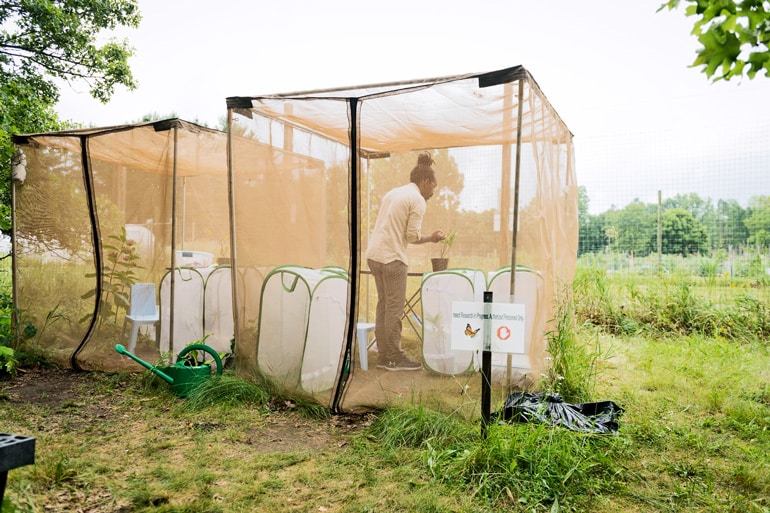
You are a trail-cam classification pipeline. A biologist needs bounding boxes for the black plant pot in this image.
[431,258,448,272]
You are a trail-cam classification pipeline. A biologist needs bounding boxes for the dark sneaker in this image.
[377,358,422,371]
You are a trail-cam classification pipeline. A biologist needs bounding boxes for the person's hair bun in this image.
[417,152,434,167]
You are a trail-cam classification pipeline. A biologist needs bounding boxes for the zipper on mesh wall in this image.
[332,97,359,413]
[70,135,103,371]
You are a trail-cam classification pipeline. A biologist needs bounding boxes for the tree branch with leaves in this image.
[0,0,141,234]
[660,0,770,81]
[0,0,141,103]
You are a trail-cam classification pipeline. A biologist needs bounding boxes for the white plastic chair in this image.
[122,283,160,353]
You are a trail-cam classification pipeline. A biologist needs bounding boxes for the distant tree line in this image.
[578,186,770,257]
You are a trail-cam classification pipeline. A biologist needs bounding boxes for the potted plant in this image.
[431,229,456,272]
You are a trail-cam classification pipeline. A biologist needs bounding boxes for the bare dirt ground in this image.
[2,367,82,406]
[1,366,373,453]
[1,366,379,512]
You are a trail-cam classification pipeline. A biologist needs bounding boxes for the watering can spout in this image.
[115,344,175,384]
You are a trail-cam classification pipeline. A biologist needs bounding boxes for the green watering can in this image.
[115,343,223,397]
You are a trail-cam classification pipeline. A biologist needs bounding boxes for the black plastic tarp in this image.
[493,392,623,434]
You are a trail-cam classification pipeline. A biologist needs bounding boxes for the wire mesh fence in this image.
[575,118,770,282]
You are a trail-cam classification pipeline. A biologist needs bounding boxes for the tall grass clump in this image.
[544,282,607,403]
[698,257,721,286]
[636,279,720,335]
[178,372,331,418]
[730,294,770,340]
[572,266,640,335]
[424,421,628,510]
[633,281,770,340]
[367,403,476,450]
[180,374,271,411]
[363,286,629,510]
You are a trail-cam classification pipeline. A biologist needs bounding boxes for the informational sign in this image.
[451,301,525,354]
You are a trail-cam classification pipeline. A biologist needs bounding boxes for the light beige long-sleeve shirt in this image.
[365,182,426,265]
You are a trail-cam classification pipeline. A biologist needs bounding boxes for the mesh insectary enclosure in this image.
[226,65,577,413]
[12,67,576,414]
[12,120,232,370]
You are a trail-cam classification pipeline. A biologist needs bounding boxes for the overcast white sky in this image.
[55,0,770,214]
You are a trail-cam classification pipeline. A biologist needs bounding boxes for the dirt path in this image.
[1,367,373,452]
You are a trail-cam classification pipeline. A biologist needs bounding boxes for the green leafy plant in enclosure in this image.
[431,229,458,271]
[80,227,143,325]
[157,334,232,368]
[177,334,219,366]
[438,228,457,259]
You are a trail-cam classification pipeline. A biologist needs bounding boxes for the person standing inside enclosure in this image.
[366,153,446,371]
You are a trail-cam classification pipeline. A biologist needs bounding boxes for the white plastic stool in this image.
[356,322,376,370]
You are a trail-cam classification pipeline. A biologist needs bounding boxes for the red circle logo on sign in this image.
[497,325,511,341]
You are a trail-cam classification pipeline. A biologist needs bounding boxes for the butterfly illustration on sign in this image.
[464,323,480,338]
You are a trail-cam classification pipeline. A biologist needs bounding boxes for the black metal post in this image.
[481,291,493,438]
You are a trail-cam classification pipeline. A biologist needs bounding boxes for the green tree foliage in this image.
[715,198,749,248]
[0,0,141,103]
[577,185,605,255]
[578,192,754,256]
[664,193,718,250]
[658,193,753,251]
[0,0,141,235]
[660,207,710,255]
[744,195,770,247]
[603,199,658,256]
[663,192,712,222]
[660,0,770,81]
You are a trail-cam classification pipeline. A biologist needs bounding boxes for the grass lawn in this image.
[1,266,769,512]
[2,323,768,512]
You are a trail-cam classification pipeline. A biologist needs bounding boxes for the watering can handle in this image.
[176,344,224,376]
